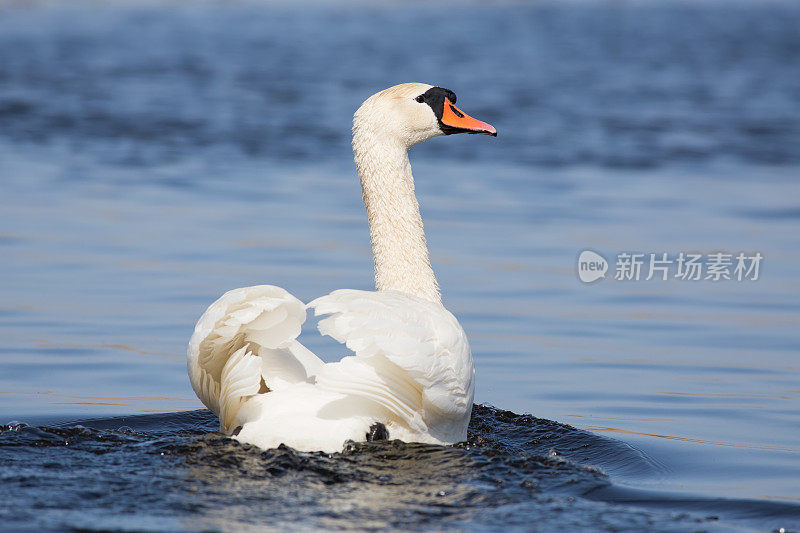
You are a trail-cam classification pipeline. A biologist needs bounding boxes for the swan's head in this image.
[354,83,497,149]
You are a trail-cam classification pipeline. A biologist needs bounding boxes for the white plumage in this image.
[187,83,495,452]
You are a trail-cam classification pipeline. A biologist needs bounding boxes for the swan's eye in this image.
[415,95,425,103]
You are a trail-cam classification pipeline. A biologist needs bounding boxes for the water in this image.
[1,1,799,530]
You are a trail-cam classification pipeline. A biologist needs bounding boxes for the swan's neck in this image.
[353,133,441,305]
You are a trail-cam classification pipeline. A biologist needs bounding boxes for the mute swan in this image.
[187,83,496,453]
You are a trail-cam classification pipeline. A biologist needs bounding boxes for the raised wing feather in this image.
[187,285,323,433]
[308,289,474,440]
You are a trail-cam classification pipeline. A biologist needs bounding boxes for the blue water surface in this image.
[1,1,799,530]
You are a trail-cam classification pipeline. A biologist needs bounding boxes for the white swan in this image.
[187,83,496,453]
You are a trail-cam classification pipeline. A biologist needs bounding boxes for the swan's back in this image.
[187,287,474,452]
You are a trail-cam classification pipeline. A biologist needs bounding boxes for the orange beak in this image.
[440,97,497,136]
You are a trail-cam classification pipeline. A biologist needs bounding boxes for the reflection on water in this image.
[583,425,800,454]
[0,0,799,529]
[0,391,199,412]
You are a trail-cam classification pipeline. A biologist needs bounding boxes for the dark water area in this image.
[1,1,799,168]
[4,405,796,532]
[1,1,800,531]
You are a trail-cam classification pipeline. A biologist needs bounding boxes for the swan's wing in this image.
[187,285,323,433]
[308,289,474,440]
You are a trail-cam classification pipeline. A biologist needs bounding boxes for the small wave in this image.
[3,405,795,531]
